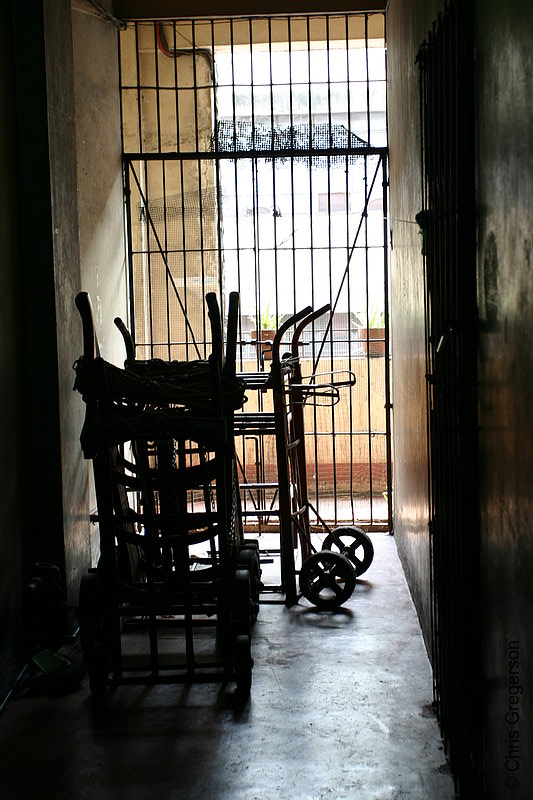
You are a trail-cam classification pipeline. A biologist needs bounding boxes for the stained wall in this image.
[72,6,128,563]
[388,0,533,793]
[0,0,125,702]
[72,9,128,366]
[386,0,441,652]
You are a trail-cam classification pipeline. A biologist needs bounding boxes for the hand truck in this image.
[74,291,258,699]
[234,304,374,609]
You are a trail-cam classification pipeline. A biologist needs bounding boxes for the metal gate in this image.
[119,13,392,530]
[418,1,482,794]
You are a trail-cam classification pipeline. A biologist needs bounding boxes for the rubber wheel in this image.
[79,572,110,700]
[78,572,102,656]
[232,568,252,635]
[322,526,374,577]
[299,551,356,610]
[88,642,109,701]
[233,634,253,696]
[240,539,260,553]
[237,546,262,625]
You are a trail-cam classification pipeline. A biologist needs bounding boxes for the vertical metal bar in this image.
[189,21,202,362]
[364,155,374,521]
[439,6,451,761]
[365,14,371,146]
[346,150,356,525]
[229,20,245,368]
[143,160,155,359]
[229,17,244,364]
[177,160,187,358]
[209,20,219,357]
[172,21,179,156]
[344,16,356,524]
[381,155,393,534]
[172,22,182,359]
[268,19,279,322]
[306,15,319,520]
[153,23,171,361]
[117,25,126,156]
[365,14,374,522]
[325,18,338,524]
[422,26,438,711]
[123,161,136,347]
[383,11,389,150]
[417,23,436,679]
[326,16,333,148]
[428,18,443,738]
[215,20,227,318]
[134,22,143,154]
[249,18,261,354]
[171,24,187,359]
[345,14,352,140]
[134,22,152,356]
[135,25,154,357]
[288,18,297,322]
[153,22,162,153]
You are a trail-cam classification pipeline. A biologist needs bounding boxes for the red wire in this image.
[156,23,173,58]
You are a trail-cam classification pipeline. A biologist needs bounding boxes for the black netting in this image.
[212,120,369,166]
[139,188,223,222]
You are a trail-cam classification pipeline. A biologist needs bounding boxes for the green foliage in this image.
[251,304,279,330]
[360,306,385,328]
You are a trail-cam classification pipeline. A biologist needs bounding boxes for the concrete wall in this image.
[71,7,127,562]
[0,0,126,701]
[72,9,128,367]
[386,0,441,651]
[1,0,90,697]
[43,0,91,610]
[475,1,533,795]
[3,0,87,667]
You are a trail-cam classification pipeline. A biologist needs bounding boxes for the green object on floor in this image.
[28,649,86,694]
[31,649,72,676]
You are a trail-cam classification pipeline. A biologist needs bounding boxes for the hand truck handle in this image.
[114,317,135,362]
[271,305,313,364]
[291,303,331,358]
[75,291,100,359]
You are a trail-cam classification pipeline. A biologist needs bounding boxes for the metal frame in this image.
[418,1,482,794]
[119,13,392,531]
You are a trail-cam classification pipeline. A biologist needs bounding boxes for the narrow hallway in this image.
[0,535,455,799]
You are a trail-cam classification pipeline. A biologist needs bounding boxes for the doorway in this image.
[119,12,392,530]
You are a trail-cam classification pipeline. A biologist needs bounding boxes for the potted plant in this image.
[359,307,386,357]
[251,305,279,361]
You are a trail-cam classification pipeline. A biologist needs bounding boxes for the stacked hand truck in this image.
[73,290,260,699]
[235,304,375,609]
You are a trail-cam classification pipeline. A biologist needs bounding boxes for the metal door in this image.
[418,1,482,793]
[119,13,392,530]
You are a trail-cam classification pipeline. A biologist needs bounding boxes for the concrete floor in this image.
[0,535,455,800]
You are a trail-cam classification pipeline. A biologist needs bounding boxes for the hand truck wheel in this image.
[88,642,109,701]
[299,550,356,610]
[237,545,262,625]
[79,572,111,699]
[322,525,374,577]
[233,634,253,696]
[78,572,109,658]
[232,568,252,635]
